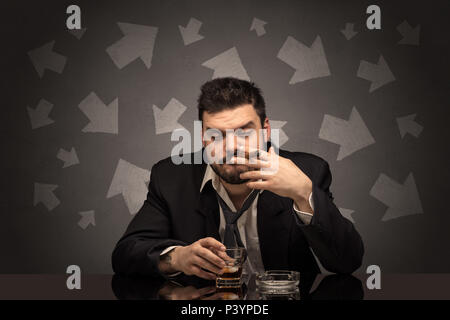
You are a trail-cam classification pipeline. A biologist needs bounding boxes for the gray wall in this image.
[3,0,450,274]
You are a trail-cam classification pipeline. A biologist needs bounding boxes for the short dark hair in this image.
[197,77,267,126]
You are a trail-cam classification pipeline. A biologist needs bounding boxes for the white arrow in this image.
[397,114,423,138]
[179,18,204,45]
[107,159,150,215]
[68,28,87,40]
[339,208,355,223]
[357,55,395,92]
[370,173,423,221]
[78,210,96,229]
[34,183,60,211]
[152,98,187,135]
[78,92,118,134]
[277,35,330,84]
[250,18,267,36]
[319,106,375,160]
[202,47,250,81]
[397,20,420,46]
[27,99,55,129]
[106,22,158,69]
[57,147,79,168]
[269,120,289,147]
[28,41,67,78]
[341,23,357,40]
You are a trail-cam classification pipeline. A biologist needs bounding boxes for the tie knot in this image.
[216,189,259,223]
[215,189,260,248]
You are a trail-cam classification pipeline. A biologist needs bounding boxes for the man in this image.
[112,77,364,280]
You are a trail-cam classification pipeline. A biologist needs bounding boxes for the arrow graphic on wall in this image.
[106,22,158,69]
[68,28,87,40]
[179,18,204,45]
[152,98,187,135]
[34,183,60,211]
[357,55,395,92]
[397,20,420,45]
[57,147,80,168]
[319,107,375,160]
[397,114,423,138]
[28,41,67,78]
[27,99,55,129]
[370,173,423,221]
[339,208,355,223]
[202,47,250,81]
[107,159,150,215]
[277,35,330,84]
[269,120,289,147]
[78,92,118,134]
[250,18,267,36]
[78,210,96,229]
[341,23,357,40]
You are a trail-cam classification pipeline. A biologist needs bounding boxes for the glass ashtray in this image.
[255,270,300,294]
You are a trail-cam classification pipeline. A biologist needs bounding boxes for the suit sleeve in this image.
[111,162,187,277]
[294,159,364,274]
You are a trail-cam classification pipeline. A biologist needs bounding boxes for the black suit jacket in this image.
[111,149,364,277]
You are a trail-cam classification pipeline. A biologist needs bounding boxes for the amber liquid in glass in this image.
[220,266,243,279]
[216,266,243,288]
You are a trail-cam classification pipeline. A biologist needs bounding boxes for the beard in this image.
[210,163,254,184]
[208,148,262,184]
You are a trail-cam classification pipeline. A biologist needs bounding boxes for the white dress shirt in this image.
[161,164,315,277]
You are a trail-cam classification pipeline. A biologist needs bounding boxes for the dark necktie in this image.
[215,189,260,248]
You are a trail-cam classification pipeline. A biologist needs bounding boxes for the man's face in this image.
[202,104,270,184]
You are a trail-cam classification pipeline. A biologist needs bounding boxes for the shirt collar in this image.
[200,164,216,192]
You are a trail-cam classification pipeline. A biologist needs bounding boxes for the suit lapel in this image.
[195,179,221,242]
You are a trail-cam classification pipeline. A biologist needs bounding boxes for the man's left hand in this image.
[234,146,314,214]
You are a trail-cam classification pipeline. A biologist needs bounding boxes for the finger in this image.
[193,256,223,275]
[246,146,271,160]
[240,170,273,180]
[245,145,278,160]
[199,237,226,251]
[230,157,271,168]
[191,265,217,280]
[210,246,238,262]
[246,180,271,190]
[196,247,226,269]
[211,249,234,262]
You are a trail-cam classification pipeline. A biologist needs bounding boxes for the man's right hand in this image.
[165,237,228,280]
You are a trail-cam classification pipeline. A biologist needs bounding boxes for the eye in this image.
[240,129,255,137]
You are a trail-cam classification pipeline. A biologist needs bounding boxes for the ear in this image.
[201,124,206,147]
[263,117,271,143]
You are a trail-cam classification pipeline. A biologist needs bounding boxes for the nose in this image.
[224,132,237,161]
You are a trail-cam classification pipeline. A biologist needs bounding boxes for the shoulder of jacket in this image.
[279,148,328,167]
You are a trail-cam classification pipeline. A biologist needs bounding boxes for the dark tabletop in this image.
[0,273,449,300]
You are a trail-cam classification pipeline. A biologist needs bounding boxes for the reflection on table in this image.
[111,272,364,300]
[1,274,449,299]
